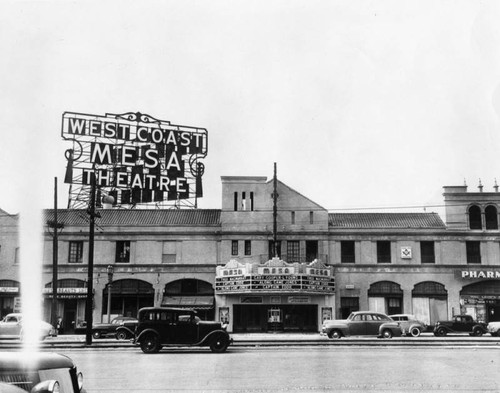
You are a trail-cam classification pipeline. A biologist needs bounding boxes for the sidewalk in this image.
[2,332,500,349]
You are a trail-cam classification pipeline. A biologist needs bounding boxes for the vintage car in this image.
[91,316,138,339]
[389,314,427,337]
[0,351,84,392]
[321,311,402,339]
[134,307,232,353]
[0,314,56,341]
[433,315,487,336]
[486,321,500,336]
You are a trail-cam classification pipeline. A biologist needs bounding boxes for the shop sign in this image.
[0,287,19,293]
[13,297,21,312]
[270,296,281,304]
[42,288,88,295]
[240,296,263,303]
[458,270,500,279]
[288,296,310,304]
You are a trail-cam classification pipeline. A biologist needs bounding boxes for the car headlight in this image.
[77,372,84,391]
[31,380,60,393]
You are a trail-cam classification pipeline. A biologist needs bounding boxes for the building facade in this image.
[1,178,500,333]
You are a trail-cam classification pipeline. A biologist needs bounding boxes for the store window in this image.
[466,241,481,264]
[68,241,83,263]
[341,241,355,263]
[420,241,435,264]
[469,205,482,230]
[231,240,238,256]
[287,241,300,263]
[485,205,498,230]
[244,240,251,256]
[377,241,391,263]
[116,241,130,263]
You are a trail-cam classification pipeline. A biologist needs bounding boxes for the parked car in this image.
[0,351,85,392]
[389,314,427,337]
[433,315,487,336]
[487,321,500,336]
[91,316,138,339]
[0,313,56,341]
[321,311,402,339]
[134,307,232,353]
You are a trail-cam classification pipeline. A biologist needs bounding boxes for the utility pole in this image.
[273,163,278,257]
[85,175,97,345]
[51,177,59,333]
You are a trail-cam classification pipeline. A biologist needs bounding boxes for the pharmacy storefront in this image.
[458,269,500,323]
[215,258,335,333]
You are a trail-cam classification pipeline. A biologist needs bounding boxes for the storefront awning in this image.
[161,296,214,309]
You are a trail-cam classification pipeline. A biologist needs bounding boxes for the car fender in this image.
[197,329,231,346]
[472,324,487,333]
[134,328,160,343]
[379,322,402,336]
[116,326,135,336]
[324,322,349,334]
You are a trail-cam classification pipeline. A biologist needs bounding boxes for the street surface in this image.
[56,346,500,393]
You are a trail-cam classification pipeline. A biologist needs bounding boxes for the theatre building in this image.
[2,176,500,332]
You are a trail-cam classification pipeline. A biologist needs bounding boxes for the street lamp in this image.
[106,265,114,323]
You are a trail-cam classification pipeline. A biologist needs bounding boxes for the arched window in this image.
[485,205,498,230]
[468,205,482,230]
[412,281,447,300]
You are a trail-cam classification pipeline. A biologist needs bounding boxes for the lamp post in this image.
[106,265,114,323]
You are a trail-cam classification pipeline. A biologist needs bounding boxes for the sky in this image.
[2,0,500,219]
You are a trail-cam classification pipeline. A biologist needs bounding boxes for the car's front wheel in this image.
[116,331,128,340]
[381,329,393,339]
[140,334,161,354]
[434,327,447,337]
[210,334,229,353]
[472,327,484,337]
[409,327,421,337]
[328,329,342,339]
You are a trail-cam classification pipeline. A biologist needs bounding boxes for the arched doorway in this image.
[460,280,500,323]
[412,281,448,326]
[368,281,403,315]
[162,279,215,320]
[102,279,154,321]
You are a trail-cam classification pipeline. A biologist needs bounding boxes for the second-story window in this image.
[469,205,482,230]
[291,211,295,225]
[341,241,355,263]
[231,240,238,256]
[68,241,84,263]
[377,241,391,263]
[485,205,498,230]
[310,211,314,224]
[116,241,130,263]
[466,241,481,264]
[244,240,251,256]
[268,240,282,259]
[287,240,300,263]
[420,241,435,264]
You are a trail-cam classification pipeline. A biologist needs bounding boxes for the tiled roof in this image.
[328,212,446,229]
[44,209,221,227]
